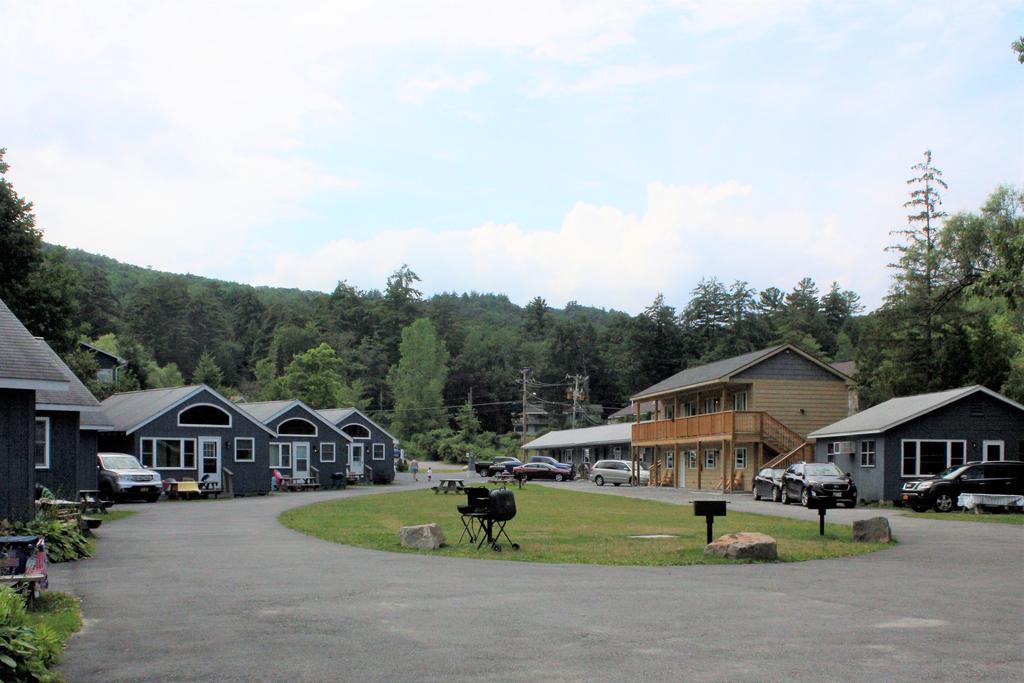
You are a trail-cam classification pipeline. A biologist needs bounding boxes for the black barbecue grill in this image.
[457,487,519,552]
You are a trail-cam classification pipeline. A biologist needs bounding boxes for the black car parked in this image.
[901,460,1024,512]
[780,462,857,508]
[752,467,784,502]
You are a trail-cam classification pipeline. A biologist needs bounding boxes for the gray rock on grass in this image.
[704,532,778,561]
[852,517,892,543]
[399,523,446,550]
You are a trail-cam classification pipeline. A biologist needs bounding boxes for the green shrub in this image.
[0,587,62,682]
[394,459,409,472]
[4,519,92,563]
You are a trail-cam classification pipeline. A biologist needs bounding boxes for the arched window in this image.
[178,403,231,427]
[342,424,370,439]
[278,417,317,436]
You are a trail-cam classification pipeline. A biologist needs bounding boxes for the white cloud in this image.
[400,69,490,103]
[254,180,886,313]
[533,63,699,97]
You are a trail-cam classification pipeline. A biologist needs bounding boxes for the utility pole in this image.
[566,374,588,430]
[520,368,530,446]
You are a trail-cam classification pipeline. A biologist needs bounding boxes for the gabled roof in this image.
[100,385,277,436]
[79,341,126,365]
[318,407,398,443]
[523,423,632,451]
[0,298,69,391]
[631,344,849,400]
[609,401,654,420]
[35,339,102,412]
[237,400,352,441]
[807,386,1024,439]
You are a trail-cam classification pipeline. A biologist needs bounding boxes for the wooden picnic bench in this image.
[79,490,111,514]
[488,472,524,489]
[280,477,321,492]
[432,478,466,494]
[167,480,201,500]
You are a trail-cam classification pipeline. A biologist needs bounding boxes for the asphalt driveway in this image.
[51,476,1024,681]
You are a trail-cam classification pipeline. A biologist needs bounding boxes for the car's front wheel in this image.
[780,487,790,504]
[554,473,564,482]
[800,487,811,507]
[771,486,781,503]
[146,493,160,503]
[753,485,761,501]
[933,491,956,512]
[594,475,604,486]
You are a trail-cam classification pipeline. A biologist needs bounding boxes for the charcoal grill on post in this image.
[456,487,520,552]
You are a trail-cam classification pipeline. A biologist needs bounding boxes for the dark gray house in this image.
[808,385,1024,503]
[79,341,127,385]
[99,385,278,496]
[238,400,352,485]
[33,339,111,498]
[318,407,396,484]
[0,299,72,521]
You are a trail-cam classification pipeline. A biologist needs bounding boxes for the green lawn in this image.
[28,592,82,644]
[95,509,138,522]
[280,486,890,565]
[903,510,1024,525]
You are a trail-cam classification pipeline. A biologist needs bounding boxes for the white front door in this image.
[350,443,364,475]
[199,437,221,489]
[293,443,311,478]
[983,440,1004,462]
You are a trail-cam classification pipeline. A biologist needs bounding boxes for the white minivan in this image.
[590,460,649,486]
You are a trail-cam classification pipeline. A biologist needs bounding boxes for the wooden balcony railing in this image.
[632,411,804,454]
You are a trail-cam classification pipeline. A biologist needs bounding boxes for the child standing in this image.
[427,466,433,483]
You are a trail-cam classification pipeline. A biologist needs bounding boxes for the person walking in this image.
[410,459,419,481]
[427,466,433,483]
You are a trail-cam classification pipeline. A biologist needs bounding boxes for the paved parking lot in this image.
[52,475,1024,682]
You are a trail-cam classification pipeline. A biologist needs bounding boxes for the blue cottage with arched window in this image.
[98,385,277,495]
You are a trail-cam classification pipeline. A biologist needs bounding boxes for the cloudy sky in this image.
[2,1,1021,313]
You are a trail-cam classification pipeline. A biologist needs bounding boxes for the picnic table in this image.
[488,472,524,489]
[957,493,1024,514]
[279,476,321,492]
[432,478,466,494]
[167,480,201,500]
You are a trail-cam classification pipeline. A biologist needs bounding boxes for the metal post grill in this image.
[456,487,520,552]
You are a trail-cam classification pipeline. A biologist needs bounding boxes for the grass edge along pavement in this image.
[902,510,1024,525]
[280,486,891,565]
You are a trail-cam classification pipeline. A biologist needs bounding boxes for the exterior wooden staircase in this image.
[760,413,813,470]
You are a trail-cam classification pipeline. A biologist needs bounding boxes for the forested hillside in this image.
[2,148,1021,445]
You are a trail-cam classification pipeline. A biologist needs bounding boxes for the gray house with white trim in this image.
[523,423,633,469]
[318,407,396,484]
[238,400,352,485]
[807,385,1024,503]
[99,385,277,496]
[0,298,73,521]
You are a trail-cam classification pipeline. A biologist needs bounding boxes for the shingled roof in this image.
[631,344,849,400]
[237,400,351,440]
[101,385,276,435]
[0,298,69,391]
[808,386,1024,438]
[523,423,632,450]
[33,338,111,429]
[318,407,398,443]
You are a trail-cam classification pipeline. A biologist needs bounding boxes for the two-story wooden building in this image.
[629,345,854,491]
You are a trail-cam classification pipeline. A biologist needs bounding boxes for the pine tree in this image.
[191,351,225,392]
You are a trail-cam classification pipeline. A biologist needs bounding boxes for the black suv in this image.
[901,460,1024,512]
[780,462,857,508]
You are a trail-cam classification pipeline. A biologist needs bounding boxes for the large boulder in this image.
[704,532,778,561]
[399,523,446,550]
[852,517,892,543]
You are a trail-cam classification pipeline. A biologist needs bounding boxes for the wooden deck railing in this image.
[632,410,805,455]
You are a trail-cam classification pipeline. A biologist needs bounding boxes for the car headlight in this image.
[916,481,934,489]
